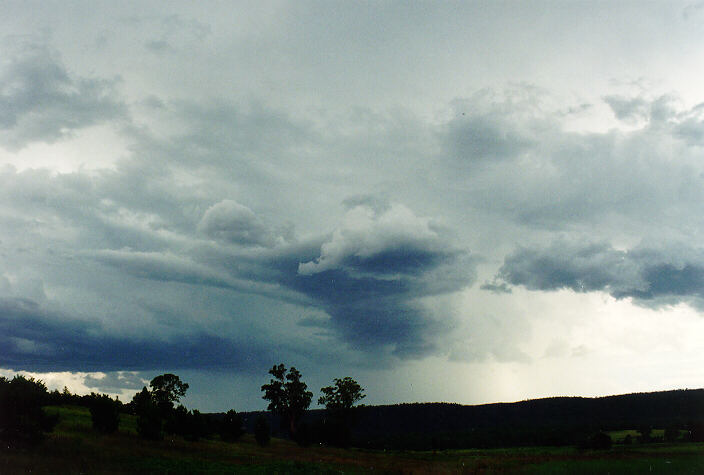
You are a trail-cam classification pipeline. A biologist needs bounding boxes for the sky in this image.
[1,0,704,412]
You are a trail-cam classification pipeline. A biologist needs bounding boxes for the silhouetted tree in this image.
[164,404,190,436]
[261,364,312,436]
[318,376,365,447]
[220,409,244,442]
[184,409,209,441]
[136,402,163,440]
[130,386,162,440]
[89,393,121,434]
[254,414,270,446]
[0,375,58,447]
[318,377,365,410]
[130,386,153,415]
[149,373,188,416]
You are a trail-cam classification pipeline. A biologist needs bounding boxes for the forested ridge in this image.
[238,388,704,449]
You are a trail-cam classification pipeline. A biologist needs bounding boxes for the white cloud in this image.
[299,203,447,276]
[198,200,278,247]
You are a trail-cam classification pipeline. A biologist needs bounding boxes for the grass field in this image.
[1,406,702,473]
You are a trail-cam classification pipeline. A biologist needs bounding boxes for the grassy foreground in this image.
[0,406,703,473]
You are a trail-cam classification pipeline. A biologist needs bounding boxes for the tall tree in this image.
[318,377,365,447]
[261,364,312,435]
[149,373,189,414]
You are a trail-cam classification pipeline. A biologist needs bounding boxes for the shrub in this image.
[579,431,612,450]
[254,414,270,447]
[164,404,190,436]
[184,409,209,442]
[89,393,121,434]
[590,431,612,450]
[220,409,244,442]
[319,414,352,447]
[688,421,704,442]
[637,426,652,443]
[137,404,163,440]
[0,375,58,447]
[294,420,314,447]
[664,426,680,442]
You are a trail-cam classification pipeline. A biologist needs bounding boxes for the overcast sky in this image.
[1,1,704,412]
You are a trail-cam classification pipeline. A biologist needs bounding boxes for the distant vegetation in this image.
[328,389,704,450]
[1,364,703,473]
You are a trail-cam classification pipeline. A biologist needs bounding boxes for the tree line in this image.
[0,364,365,449]
[4,367,703,451]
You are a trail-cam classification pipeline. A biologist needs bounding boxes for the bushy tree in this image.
[254,414,270,447]
[220,409,244,442]
[318,377,365,447]
[131,386,162,440]
[318,377,365,410]
[164,404,190,436]
[131,374,188,440]
[261,364,312,436]
[185,409,210,441]
[0,375,58,447]
[136,402,163,441]
[150,373,189,415]
[130,386,153,415]
[89,393,121,434]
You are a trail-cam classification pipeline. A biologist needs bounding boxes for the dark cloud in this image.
[0,297,271,373]
[494,240,704,305]
[197,204,475,359]
[0,42,126,150]
[281,204,474,358]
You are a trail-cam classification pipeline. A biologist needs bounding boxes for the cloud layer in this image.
[2,3,704,409]
[495,240,704,307]
[0,42,125,150]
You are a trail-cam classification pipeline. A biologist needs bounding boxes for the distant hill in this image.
[237,388,704,449]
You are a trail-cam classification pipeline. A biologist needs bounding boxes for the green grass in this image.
[519,448,704,474]
[608,428,690,443]
[1,406,703,473]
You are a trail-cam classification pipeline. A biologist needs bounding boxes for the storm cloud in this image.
[2,2,704,410]
[495,240,704,306]
[0,297,270,373]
